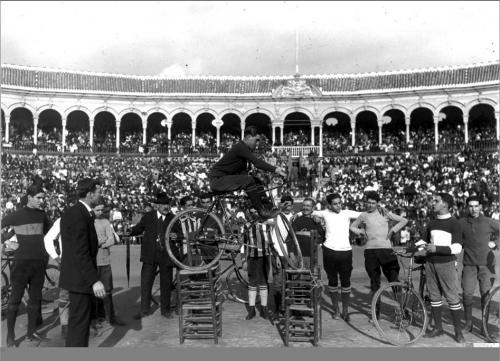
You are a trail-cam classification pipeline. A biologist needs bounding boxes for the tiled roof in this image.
[1,62,498,95]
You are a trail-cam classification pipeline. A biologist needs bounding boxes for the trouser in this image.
[66,291,92,347]
[462,265,492,306]
[140,253,173,314]
[364,248,400,292]
[6,259,46,339]
[59,288,70,326]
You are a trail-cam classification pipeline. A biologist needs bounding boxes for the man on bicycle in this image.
[208,126,287,221]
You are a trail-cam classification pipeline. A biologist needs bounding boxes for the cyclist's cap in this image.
[281,195,294,204]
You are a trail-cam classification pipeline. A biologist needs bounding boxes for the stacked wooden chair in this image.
[281,230,322,346]
[177,266,223,344]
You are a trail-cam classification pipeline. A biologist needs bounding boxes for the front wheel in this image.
[1,271,10,316]
[165,208,225,271]
[483,286,499,343]
[371,282,428,346]
[272,213,303,270]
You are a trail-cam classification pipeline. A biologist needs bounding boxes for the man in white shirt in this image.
[312,193,361,322]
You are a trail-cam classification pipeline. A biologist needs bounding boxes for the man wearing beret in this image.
[128,193,180,319]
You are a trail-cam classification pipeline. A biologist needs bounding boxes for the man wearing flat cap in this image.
[127,193,180,319]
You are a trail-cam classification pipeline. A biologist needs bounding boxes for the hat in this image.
[152,192,171,205]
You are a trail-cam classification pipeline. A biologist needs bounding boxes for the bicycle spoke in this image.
[483,287,500,343]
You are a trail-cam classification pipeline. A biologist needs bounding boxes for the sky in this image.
[1,1,499,77]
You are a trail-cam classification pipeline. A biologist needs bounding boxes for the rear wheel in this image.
[273,213,303,270]
[165,208,225,271]
[483,286,499,343]
[1,271,10,316]
[371,282,428,345]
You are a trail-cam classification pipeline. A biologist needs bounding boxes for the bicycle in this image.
[1,253,61,316]
[164,180,303,273]
[370,244,429,346]
[482,284,499,343]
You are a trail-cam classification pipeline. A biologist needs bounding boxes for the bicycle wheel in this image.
[165,208,225,271]
[42,264,60,303]
[371,282,428,346]
[273,213,303,270]
[483,286,499,343]
[225,264,249,304]
[1,271,10,315]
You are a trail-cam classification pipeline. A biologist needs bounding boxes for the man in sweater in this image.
[350,191,408,321]
[2,182,52,347]
[459,195,499,334]
[209,126,287,220]
[415,192,465,343]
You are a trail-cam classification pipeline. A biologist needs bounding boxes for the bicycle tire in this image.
[482,285,499,343]
[42,264,60,303]
[273,213,304,270]
[371,282,428,346]
[225,265,249,304]
[165,208,225,271]
[1,271,10,314]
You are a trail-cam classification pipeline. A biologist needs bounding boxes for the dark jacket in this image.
[60,201,99,294]
[459,214,499,266]
[128,211,180,266]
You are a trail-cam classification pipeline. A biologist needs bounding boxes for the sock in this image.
[259,286,268,306]
[248,286,257,307]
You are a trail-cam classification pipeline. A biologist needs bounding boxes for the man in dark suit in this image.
[128,193,179,319]
[60,178,106,347]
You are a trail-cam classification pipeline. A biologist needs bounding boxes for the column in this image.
[191,121,196,148]
[280,126,284,146]
[311,124,315,146]
[116,120,121,152]
[405,116,411,143]
[33,115,39,145]
[240,121,245,139]
[350,120,355,147]
[319,125,323,158]
[463,114,469,144]
[496,111,499,141]
[433,115,439,149]
[166,120,172,141]
[4,115,10,143]
[62,117,67,151]
[215,125,221,149]
[89,119,94,149]
[377,120,383,146]
[272,124,276,145]
[142,119,147,145]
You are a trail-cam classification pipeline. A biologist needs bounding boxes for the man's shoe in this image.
[26,332,50,343]
[245,306,256,320]
[259,306,269,320]
[332,309,340,320]
[454,329,466,343]
[6,336,16,348]
[259,208,281,221]
[133,311,149,320]
[161,312,174,319]
[341,311,350,323]
[425,328,445,338]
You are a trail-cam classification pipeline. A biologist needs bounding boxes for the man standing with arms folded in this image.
[2,182,52,347]
[350,191,408,321]
[459,195,499,334]
[60,178,106,347]
[311,193,360,322]
[415,193,465,343]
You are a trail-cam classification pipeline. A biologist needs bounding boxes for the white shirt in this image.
[44,217,62,260]
[312,209,361,251]
[157,211,165,222]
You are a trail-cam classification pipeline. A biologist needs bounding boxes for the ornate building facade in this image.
[1,61,499,156]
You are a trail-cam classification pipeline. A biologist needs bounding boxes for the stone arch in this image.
[64,105,92,119]
[280,106,315,121]
[352,105,381,120]
[436,100,465,115]
[465,97,498,115]
[35,104,63,118]
[407,102,436,116]
[91,106,119,120]
[170,107,195,120]
[193,108,218,121]
[242,107,275,123]
[379,104,408,117]
[319,106,353,120]
[8,102,36,116]
[218,108,244,119]
[145,107,169,120]
[118,107,144,121]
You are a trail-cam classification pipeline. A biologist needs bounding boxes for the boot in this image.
[259,305,269,320]
[425,306,444,337]
[27,304,41,336]
[273,293,283,317]
[247,186,281,221]
[6,305,18,346]
[61,325,68,339]
[341,291,350,322]
[451,309,466,343]
[480,292,489,337]
[329,288,339,319]
[463,304,473,333]
[245,305,256,320]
